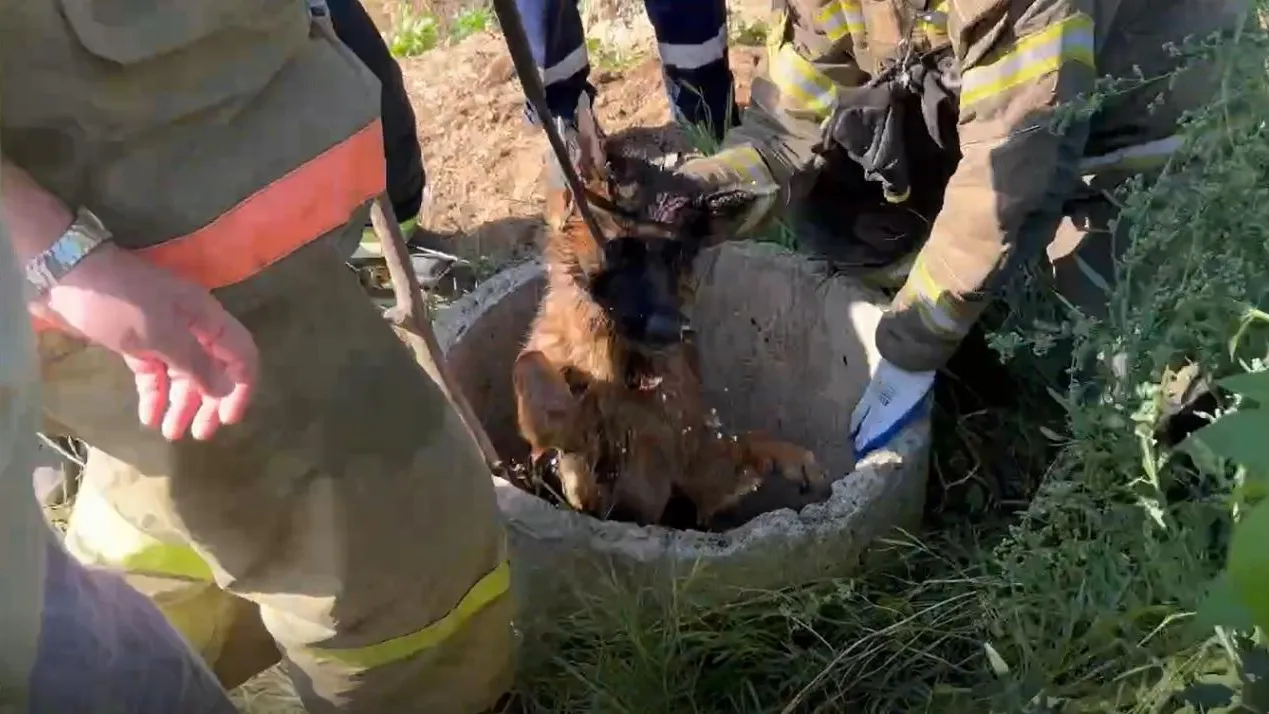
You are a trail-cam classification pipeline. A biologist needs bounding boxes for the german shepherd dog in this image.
[512,109,831,530]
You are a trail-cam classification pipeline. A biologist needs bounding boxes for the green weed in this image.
[585,37,640,73]
[730,18,769,47]
[386,5,439,58]
[450,5,492,42]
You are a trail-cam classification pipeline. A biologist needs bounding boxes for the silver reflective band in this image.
[658,26,728,71]
[23,207,113,297]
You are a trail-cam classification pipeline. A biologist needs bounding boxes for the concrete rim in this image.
[434,243,930,571]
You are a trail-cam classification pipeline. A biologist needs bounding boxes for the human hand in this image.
[676,145,781,240]
[34,244,258,441]
[849,358,935,461]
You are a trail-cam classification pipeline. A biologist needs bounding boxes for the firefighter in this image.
[672,0,1247,458]
[0,2,513,712]
[324,0,474,293]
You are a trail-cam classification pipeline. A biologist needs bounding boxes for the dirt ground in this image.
[371,0,767,264]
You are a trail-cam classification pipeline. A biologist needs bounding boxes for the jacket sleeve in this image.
[0,162,54,709]
[875,0,1096,373]
[720,1,872,198]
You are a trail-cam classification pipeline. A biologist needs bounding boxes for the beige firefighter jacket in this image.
[0,0,382,290]
[721,0,1246,372]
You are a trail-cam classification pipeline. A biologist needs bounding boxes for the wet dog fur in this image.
[512,111,830,530]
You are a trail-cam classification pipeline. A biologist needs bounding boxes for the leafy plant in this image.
[386,5,439,58]
[729,18,769,47]
[450,5,492,42]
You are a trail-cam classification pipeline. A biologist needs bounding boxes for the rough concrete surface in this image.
[434,241,930,624]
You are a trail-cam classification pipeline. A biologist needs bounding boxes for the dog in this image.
[511,108,831,530]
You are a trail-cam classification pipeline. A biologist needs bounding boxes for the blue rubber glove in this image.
[850,358,936,461]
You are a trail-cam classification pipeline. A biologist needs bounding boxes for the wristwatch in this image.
[23,206,113,297]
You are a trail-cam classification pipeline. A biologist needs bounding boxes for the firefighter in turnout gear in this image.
[0,1,514,711]
[676,0,1247,458]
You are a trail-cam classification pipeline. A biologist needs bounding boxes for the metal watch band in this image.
[23,206,113,296]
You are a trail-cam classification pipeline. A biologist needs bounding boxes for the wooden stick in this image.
[369,193,505,476]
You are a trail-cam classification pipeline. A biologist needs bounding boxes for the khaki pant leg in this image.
[41,234,514,714]
[62,454,281,690]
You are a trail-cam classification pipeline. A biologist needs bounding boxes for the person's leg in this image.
[27,539,238,714]
[515,0,592,125]
[323,0,478,298]
[642,0,738,141]
[325,0,425,229]
[43,226,514,714]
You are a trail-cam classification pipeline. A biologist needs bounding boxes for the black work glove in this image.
[815,82,912,204]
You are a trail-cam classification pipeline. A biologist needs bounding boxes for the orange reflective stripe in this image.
[136,119,385,289]
[31,120,385,334]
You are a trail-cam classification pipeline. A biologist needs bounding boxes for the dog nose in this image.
[644,311,691,344]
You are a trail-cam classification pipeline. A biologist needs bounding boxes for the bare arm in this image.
[0,158,75,263]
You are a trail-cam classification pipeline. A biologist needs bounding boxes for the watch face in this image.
[24,208,111,293]
[50,230,96,265]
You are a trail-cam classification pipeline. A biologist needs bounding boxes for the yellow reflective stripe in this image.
[717,146,769,186]
[959,13,1095,108]
[359,216,419,246]
[309,559,511,669]
[815,0,865,43]
[1078,135,1183,175]
[66,487,215,582]
[118,544,216,581]
[768,44,838,118]
[907,261,964,337]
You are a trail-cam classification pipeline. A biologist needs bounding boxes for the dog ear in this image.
[574,93,608,185]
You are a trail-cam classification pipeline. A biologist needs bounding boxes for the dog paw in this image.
[744,439,828,494]
[697,440,832,531]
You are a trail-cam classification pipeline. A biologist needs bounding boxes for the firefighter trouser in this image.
[514,0,739,140]
[45,228,514,714]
